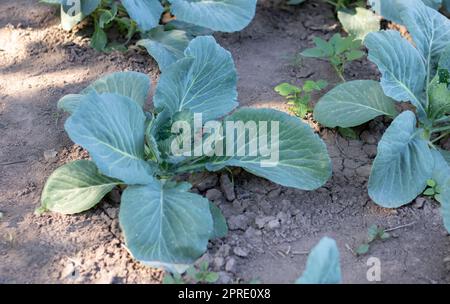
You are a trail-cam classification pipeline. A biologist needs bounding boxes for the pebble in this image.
[192,173,218,191]
[225,258,236,272]
[228,214,249,231]
[205,188,222,201]
[267,187,281,199]
[213,257,224,269]
[60,262,76,280]
[43,149,58,162]
[414,197,426,209]
[356,165,371,178]
[266,219,281,230]
[220,174,236,201]
[255,216,273,229]
[360,131,377,144]
[363,144,378,158]
[0,212,3,220]
[233,247,249,258]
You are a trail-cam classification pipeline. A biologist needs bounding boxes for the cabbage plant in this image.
[40,0,257,59]
[296,237,341,284]
[313,0,450,232]
[38,36,332,271]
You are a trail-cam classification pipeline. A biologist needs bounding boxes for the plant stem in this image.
[431,131,450,144]
[431,125,450,134]
[384,222,415,233]
[435,116,450,124]
[332,64,346,82]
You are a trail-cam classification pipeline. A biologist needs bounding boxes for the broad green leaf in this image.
[209,203,228,239]
[400,0,450,77]
[274,83,301,96]
[296,237,341,284]
[166,20,214,37]
[98,6,117,28]
[429,81,450,119]
[137,27,191,72]
[367,224,379,242]
[422,0,443,9]
[338,7,380,41]
[154,36,238,121]
[204,108,332,191]
[369,0,441,25]
[83,71,150,108]
[58,94,86,114]
[60,0,101,31]
[90,22,107,51]
[439,44,450,72]
[301,47,327,58]
[368,0,403,24]
[121,0,164,31]
[432,150,450,232]
[368,111,433,207]
[444,0,450,10]
[65,93,155,185]
[365,30,427,113]
[119,181,213,269]
[58,72,150,113]
[314,80,397,128]
[169,0,257,32]
[40,160,120,215]
[355,244,370,255]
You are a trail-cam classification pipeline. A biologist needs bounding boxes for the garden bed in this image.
[0,0,449,283]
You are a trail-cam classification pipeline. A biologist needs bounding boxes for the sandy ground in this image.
[0,0,449,284]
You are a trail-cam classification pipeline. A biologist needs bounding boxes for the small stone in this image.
[233,247,249,257]
[356,165,371,178]
[225,258,236,272]
[104,207,118,219]
[220,174,236,201]
[414,197,427,209]
[191,173,218,191]
[343,158,360,169]
[213,257,224,269]
[0,212,3,220]
[228,214,249,231]
[267,187,281,199]
[363,144,377,158]
[44,149,58,162]
[218,244,231,256]
[360,131,377,144]
[255,216,273,229]
[244,227,262,240]
[205,188,222,201]
[266,219,281,230]
[60,262,76,280]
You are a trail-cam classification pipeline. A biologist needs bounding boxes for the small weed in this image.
[423,179,441,201]
[275,80,328,118]
[355,224,390,256]
[301,34,364,82]
[163,261,219,284]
